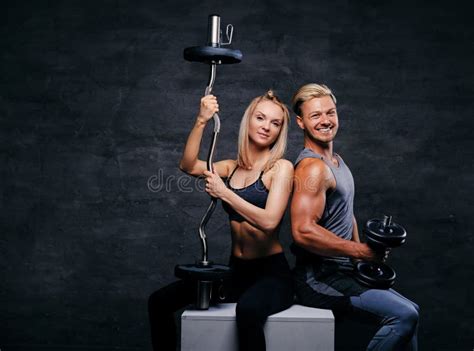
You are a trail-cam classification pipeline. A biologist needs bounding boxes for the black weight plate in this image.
[365,218,407,238]
[175,263,232,281]
[366,234,406,249]
[184,46,243,64]
[365,219,406,246]
[355,261,396,289]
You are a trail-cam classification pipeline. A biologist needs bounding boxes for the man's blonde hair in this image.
[291,83,337,116]
[237,90,290,171]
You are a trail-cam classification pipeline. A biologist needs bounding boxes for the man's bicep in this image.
[291,186,326,226]
[291,166,327,229]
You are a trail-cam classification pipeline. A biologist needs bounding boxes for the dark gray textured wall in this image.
[1,0,473,350]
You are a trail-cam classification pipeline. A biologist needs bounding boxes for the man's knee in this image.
[411,300,420,314]
[403,304,419,324]
[397,304,419,336]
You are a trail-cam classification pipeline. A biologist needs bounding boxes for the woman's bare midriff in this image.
[230,220,283,259]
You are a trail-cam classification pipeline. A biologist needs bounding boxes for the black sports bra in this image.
[222,166,269,222]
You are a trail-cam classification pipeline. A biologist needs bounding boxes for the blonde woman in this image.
[148,91,294,351]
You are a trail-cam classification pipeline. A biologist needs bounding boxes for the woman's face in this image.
[248,100,285,148]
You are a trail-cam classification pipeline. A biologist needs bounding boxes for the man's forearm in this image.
[294,222,368,259]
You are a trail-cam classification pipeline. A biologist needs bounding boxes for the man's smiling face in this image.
[296,95,339,144]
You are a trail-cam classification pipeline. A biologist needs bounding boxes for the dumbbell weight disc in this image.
[365,218,406,248]
[365,234,406,251]
[355,261,396,289]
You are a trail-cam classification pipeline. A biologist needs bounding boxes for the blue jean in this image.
[349,289,419,351]
[293,261,419,351]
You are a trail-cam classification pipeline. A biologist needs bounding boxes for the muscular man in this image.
[290,83,419,350]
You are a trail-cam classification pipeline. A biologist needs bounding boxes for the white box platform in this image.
[181,303,334,351]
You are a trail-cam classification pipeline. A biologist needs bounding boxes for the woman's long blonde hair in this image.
[237,90,290,172]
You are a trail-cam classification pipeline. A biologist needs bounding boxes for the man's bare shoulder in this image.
[296,157,329,176]
[294,158,334,192]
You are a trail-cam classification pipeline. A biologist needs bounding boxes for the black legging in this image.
[148,252,294,351]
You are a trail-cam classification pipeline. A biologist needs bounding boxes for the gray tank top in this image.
[294,148,355,264]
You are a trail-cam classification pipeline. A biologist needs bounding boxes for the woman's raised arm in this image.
[179,95,232,177]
